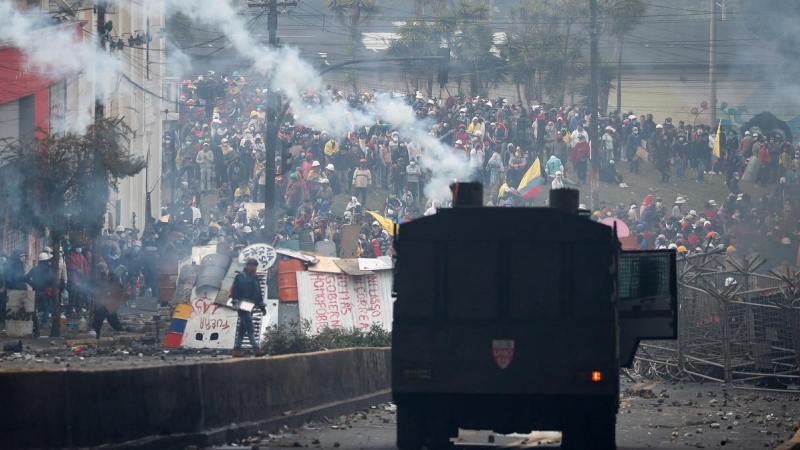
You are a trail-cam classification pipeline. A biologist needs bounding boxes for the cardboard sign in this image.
[5,290,35,337]
[240,243,277,272]
[181,291,239,349]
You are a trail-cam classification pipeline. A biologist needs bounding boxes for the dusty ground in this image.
[0,292,243,371]
[212,379,800,450]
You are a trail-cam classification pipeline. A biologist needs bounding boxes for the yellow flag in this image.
[713,120,721,160]
[498,182,509,198]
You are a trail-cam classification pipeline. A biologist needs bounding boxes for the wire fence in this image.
[625,253,800,392]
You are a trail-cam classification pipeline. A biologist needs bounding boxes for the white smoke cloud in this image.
[0,0,469,201]
[0,1,126,132]
[157,0,468,201]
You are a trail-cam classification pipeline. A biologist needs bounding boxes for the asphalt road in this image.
[214,378,800,450]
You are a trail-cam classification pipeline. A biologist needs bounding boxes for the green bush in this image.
[261,320,391,356]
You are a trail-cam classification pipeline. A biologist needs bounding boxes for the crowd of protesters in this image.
[158,69,800,269]
[1,68,799,336]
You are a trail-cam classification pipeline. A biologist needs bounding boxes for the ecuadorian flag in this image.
[517,157,542,199]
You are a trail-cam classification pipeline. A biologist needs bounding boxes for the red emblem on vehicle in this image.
[492,339,515,369]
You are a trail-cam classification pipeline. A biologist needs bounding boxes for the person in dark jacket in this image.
[7,250,28,290]
[230,258,267,357]
[24,252,54,337]
[91,262,126,338]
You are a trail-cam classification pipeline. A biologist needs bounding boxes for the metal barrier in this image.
[627,253,800,391]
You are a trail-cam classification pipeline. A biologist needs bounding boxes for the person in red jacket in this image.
[569,134,590,185]
[453,124,469,146]
[65,245,91,315]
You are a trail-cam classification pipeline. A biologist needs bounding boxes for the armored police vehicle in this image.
[392,185,677,449]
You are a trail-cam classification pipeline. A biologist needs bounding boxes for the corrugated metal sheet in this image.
[298,230,315,252]
[214,262,244,305]
[275,248,319,264]
[195,254,231,290]
[296,271,394,333]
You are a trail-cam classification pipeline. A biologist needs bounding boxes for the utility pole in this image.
[709,0,717,127]
[254,0,296,243]
[96,0,107,121]
[84,0,108,335]
[616,35,623,122]
[589,0,599,210]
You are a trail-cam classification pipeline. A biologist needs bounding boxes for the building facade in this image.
[0,0,166,255]
[0,13,81,255]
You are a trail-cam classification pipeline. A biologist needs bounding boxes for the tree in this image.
[578,59,617,112]
[599,0,646,117]
[324,0,381,93]
[0,118,146,337]
[389,0,504,97]
[498,0,586,105]
[411,0,447,18]
[445,0,505,96]
[387,20,441,96]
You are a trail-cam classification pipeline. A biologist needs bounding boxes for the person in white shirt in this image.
[571,123,589,148]
[602,127,615,161]
[551,171,565,189]
[469,145,485,181]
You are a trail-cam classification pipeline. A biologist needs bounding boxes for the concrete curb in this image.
[102,389,393,450]
[774,427,800,450]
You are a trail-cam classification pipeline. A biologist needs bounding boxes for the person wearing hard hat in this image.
[369,221,391,257]
[23,252,54,336]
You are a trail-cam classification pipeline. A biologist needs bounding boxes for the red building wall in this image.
[0,22,83,138]
[0,22,83,255]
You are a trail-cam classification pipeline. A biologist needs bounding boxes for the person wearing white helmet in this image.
[307,160,323,183]
[369,221,391,257]
[600,159,626,187]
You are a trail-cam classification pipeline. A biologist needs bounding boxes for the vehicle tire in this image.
[396,403,424,450]
[586,408,616,450]
[424,408,452,450]
[562,408,616,450]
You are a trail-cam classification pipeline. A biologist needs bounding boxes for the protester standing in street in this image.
[91,262,126,338]
[24,253,54,337]
[230,258,267,357]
